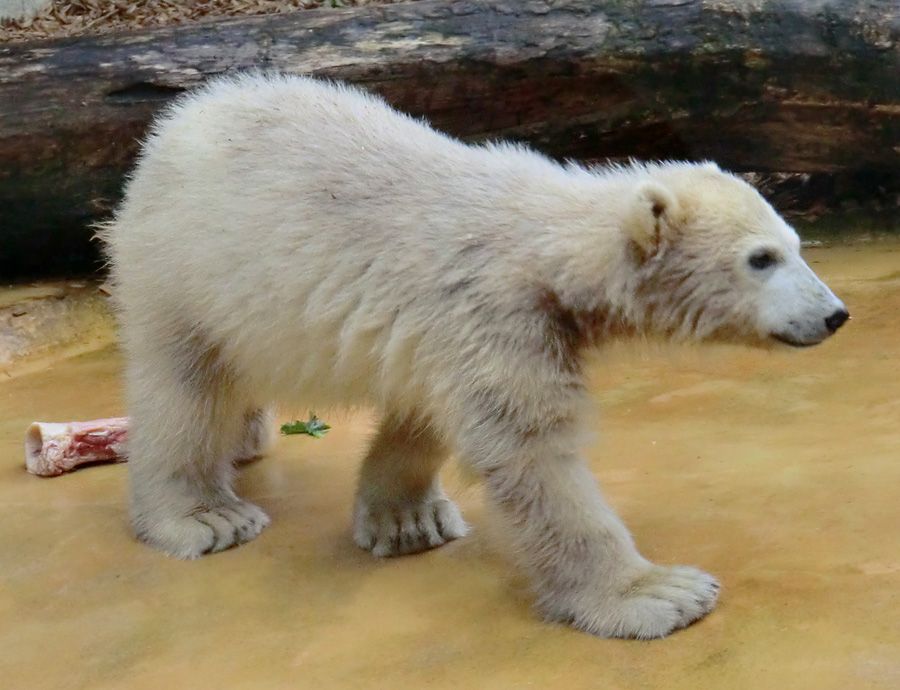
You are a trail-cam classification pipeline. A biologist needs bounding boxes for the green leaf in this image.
[280,414,331,438]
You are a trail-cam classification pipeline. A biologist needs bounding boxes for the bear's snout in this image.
[825,308,850,334]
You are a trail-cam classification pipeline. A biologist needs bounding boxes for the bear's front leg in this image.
[470,429,719,639]
[353,412,467,557]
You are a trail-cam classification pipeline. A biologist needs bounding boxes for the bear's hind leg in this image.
[233,407,276,464]
[353,412,467,557]
[126,343,270,559]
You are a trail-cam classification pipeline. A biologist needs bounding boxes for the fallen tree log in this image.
[2,0,900,278]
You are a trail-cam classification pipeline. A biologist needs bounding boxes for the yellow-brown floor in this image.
[2,243,899,690]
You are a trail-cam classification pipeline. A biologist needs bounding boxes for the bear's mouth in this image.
[769,332,822,348]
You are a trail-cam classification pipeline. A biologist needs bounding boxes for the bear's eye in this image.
[748,249,778,271]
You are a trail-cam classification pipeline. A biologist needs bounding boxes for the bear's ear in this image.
[627,181,681,256]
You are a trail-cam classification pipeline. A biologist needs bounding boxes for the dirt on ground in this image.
[0,0,406,42]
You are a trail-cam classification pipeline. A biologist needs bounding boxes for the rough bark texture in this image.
[2,0,900,278]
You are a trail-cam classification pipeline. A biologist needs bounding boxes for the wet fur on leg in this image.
[354,413,467,557]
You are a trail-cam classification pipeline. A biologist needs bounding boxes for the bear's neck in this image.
[510,172,642,339]
[535,286,638,358]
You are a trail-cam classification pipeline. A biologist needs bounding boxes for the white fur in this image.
[102,73,847,639]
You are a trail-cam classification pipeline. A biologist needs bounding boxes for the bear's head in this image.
[621,162,848,347]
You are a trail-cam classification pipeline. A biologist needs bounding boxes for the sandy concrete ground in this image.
[1,241,898,690]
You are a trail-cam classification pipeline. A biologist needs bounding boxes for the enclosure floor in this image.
[2,243,899,690]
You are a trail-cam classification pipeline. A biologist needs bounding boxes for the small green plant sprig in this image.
[280,414,331,438]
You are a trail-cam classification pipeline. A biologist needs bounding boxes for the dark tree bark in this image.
[2,0,900,278]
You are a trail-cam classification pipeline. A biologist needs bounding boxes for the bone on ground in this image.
[24,418,129,477]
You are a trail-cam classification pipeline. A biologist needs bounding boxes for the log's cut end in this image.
[24,418,129,477]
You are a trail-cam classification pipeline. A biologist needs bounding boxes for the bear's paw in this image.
[547,564,720,639]
[134,499,271,559]
[353,495,468,557]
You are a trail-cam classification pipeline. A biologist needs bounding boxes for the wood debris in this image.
[0,0,408,42]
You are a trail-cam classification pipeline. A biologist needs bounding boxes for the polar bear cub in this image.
[103,73,848,639]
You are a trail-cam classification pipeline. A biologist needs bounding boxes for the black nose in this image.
[825,308,850,333]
